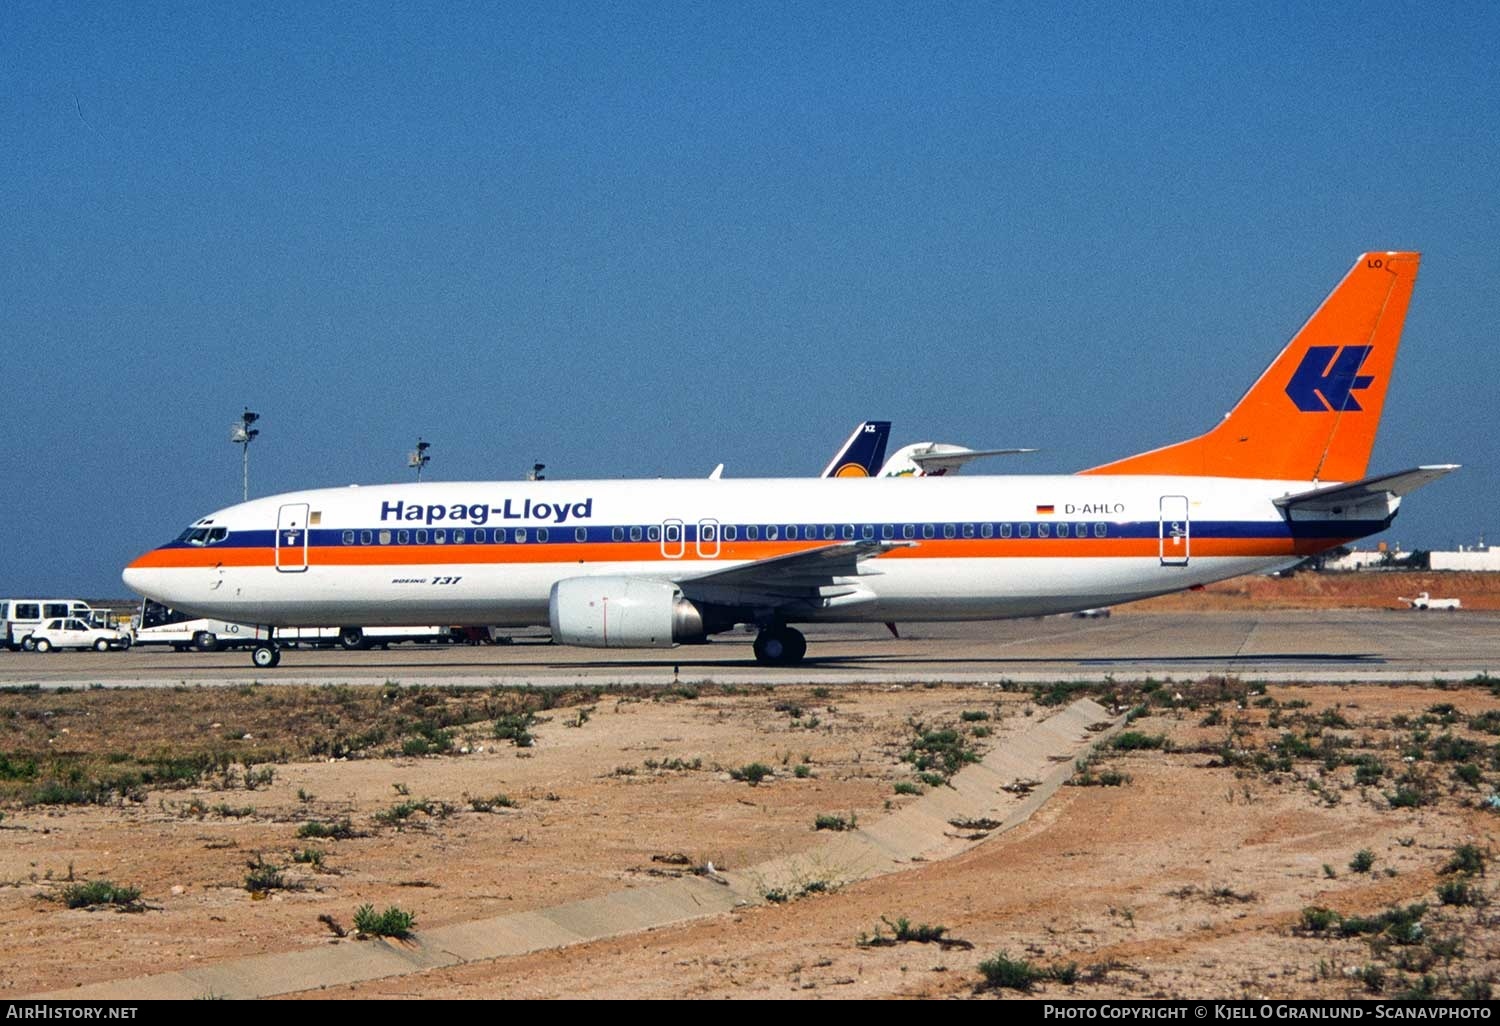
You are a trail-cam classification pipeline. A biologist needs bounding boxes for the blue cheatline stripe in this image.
[156,515,1391,553]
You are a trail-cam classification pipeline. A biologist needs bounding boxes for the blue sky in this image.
[3,2,1497,596]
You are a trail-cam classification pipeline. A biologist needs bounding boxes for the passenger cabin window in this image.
[1037,523,1049,538]
[474,528,486,543]
[862,524,874,540]
[629,526,642,542]
[724,525,737,541]
[1057,523,1069,538]
[398,530,410,544]
[494,528,507,543]
[922,524,935,539]
[842,525,854,540]
[903,524,916,539]
[786,526,798,540]
[537,528,549,543]
[942,524,955,539]
[647,526,659,542]
[342,530,355,545]
[575,527,587,542]
[1018,523,1031,538]
[416,529,429,544]
[746,525,759,541]
[379,530,392,545]
[453,529,467,544]
[434,529,447,544]
[766,525,779,540]
[881,525,894,539]
[980,523,993,539]
[612,527,624,542]
[1094,523,1107,537]
[360,530,372,544]
[515,528,528,543]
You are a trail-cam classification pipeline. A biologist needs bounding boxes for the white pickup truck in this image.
[1400,592,1462,611]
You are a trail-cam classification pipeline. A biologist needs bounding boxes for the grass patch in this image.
[813,812,855,832]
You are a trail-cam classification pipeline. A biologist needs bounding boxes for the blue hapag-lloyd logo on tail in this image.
[1285,345,1375,412]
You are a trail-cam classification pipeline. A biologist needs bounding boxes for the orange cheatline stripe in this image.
[127,534,1347,572]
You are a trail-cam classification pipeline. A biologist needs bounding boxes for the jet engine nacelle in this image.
[548,576,707,648]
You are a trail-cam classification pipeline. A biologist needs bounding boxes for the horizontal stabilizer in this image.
[1274,464,1460,514]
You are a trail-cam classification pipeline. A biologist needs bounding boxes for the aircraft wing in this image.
[1274,464,1460,514]
[677,539,913,608]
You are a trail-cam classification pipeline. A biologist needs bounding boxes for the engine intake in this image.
[548,576,707,648]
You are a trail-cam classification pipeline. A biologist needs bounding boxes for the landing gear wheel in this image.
[193,631,220,653]
[339,627,369,651]
[752,625,807,666]
[251,644,281,669]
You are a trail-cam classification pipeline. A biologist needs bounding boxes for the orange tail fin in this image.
[1080,252,1420,482]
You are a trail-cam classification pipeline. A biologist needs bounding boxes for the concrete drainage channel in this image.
[41,698,1122,1000]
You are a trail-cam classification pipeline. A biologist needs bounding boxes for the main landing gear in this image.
[251,627,281,669]
[753,625,806,666]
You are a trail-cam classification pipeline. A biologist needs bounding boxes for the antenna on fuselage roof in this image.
[527,462,546,481]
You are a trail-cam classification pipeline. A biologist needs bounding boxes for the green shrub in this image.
[1350,849,1375,874]
[729,763,773,785]
[354,903,416,938]
[813,813,855,832]
[297,818,357,840]
[886,916,947,943]
[978,951,1040,991]
[1444,844,1487,876]
[1300,906,1339,932]
[244,856,286,893]
[1111,731,1168,751]
[61,879,141,909]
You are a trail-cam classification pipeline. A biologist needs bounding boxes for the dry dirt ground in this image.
[1129,570,1500,612]
[2,677,1498,1000]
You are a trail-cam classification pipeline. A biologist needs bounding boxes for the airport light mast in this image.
[230,409,260,502]
[408,438,431,481]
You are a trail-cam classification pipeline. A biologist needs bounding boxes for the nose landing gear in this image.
[250,627,281,668]
[752,625,806,666]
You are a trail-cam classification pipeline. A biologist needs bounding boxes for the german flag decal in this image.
[1036,504,1055,515]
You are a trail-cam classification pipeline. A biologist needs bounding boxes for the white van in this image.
[2,599,107,651]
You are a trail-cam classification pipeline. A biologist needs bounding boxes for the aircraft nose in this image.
[122,553,155,597]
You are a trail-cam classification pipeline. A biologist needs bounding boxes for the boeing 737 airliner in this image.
[124,253,1455,668]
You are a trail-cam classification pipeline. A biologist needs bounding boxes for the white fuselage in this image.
[123,475,1386,630]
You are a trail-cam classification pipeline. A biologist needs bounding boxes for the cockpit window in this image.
[178,526,230,546]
